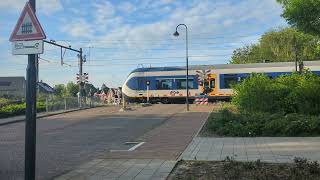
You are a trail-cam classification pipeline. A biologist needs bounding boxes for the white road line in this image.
[110,142,145,152]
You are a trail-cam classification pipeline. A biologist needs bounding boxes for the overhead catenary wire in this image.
[55,39,248,46]
[53,33,262,42]
[51,54,233,63]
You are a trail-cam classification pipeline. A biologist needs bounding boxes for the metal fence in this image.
[44,97,102,113]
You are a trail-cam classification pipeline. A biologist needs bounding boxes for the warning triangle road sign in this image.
[9,2,46,42]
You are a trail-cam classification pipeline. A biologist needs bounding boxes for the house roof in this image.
[38,82,55,93]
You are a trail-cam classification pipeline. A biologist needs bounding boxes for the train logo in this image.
[170,91,179,96]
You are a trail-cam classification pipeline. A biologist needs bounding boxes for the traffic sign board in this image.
[12,40,44,55]
[9,2,46,42]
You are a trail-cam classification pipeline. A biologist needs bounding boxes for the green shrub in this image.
[0,102,46,118]
[0,98,10,106]
[233,71,320,115]
[207,109,320,137]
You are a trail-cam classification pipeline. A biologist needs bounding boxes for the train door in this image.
[207,74,217,96]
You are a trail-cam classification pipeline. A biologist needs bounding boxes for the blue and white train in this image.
[122,61,320,103]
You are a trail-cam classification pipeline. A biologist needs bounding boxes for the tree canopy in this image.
[230,28,320,64]
[66,82,79,97]
[277,0,320,36]
[54,84,66,97]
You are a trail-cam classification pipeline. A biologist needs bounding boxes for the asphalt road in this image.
[0,104,185,180]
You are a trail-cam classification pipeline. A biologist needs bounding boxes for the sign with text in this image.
[12,40,44,55]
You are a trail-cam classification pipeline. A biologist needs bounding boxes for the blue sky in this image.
[0,0,286,88]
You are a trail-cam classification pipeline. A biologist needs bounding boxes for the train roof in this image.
[130,60,320,73]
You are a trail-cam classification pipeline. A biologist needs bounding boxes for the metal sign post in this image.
[9,1,46,179]
[25,53,37,180]
[146,80,150,103]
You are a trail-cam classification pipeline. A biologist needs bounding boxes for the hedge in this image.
[208,71,320,137]
[0,102,46,118]
[232,71,320,115]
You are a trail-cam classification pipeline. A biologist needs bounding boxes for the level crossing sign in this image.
[9,2,46,55]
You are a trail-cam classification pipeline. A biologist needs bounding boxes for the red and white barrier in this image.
[194,98,209,105]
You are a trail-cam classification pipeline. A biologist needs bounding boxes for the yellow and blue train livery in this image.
[122,61,320,103]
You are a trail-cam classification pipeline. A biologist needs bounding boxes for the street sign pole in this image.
[25,1,37,180]
[25,54,37,180]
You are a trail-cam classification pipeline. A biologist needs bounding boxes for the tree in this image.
[230,27,320,64]
[231,45,262,64]
[66,82,79,97]
[54,84,66,97]
[277,0,320,36]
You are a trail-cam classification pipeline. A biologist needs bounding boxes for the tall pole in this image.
[185,26,189,111]
[147,84,150,103]
[25,1,37,180]
[174,24,189,111]
[79,48,83,108]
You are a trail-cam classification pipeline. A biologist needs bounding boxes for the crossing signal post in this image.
[76,72,88,107]
[42,40,85,108]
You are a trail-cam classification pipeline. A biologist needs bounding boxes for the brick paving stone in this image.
[54,105,214,180]
[104,111,210,160]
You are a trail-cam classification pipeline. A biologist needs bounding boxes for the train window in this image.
[137,77,146,90]
[176,79,194,89]
[223,74,238,88]
[126,77,138,90]
[156,79,173,90]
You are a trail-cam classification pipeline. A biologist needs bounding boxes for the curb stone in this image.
[0,106,98,126]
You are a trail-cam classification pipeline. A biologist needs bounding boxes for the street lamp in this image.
[173,24,189,111]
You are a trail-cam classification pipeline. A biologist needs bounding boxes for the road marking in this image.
[110,142,145,152]
[127,142,145,151]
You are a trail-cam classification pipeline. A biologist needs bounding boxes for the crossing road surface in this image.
[0,104,186,180]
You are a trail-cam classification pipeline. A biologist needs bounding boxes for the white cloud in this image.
[93,1,115,25]
[0,0,62,15]
[38,0,63,16]
[117,2,136,13]
[0,0,22,10]
[161,0,175,4]
[60,19,94,38]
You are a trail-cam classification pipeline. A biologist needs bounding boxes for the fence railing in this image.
[44,97,103,113]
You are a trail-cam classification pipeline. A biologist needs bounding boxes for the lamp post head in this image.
[173,31,179,37]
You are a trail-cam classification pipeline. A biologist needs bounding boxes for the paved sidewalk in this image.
[55,159,176,180]
[180,137,320,163]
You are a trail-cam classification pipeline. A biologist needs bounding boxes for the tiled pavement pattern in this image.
[54,105,213,180]
[104,112,210,160]
[0,105,193,180]
[55,159,176,180]
[180,137,320,163]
